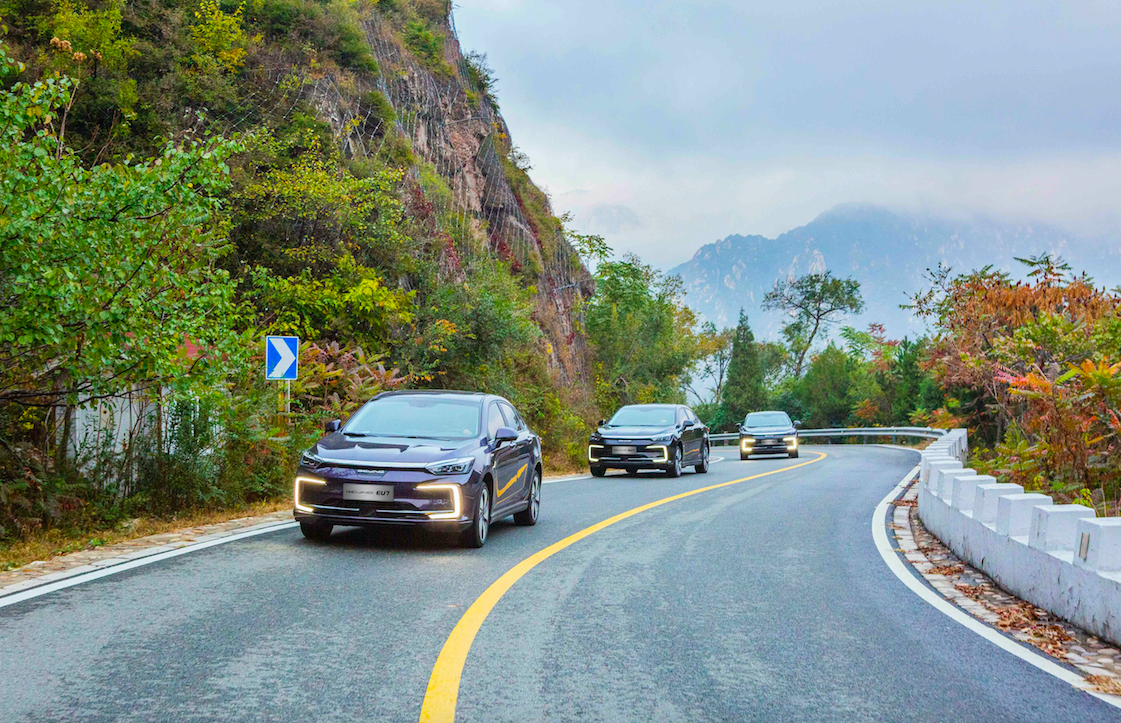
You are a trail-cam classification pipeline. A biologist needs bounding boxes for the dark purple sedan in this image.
[293,390,542,548]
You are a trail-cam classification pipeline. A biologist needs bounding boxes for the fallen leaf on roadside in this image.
[891,499,918,507]
[1086,675,1121,696]
[928,564,964,576]
[954,583,984,599]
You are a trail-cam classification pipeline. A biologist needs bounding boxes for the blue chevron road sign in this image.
[265,336,299,380]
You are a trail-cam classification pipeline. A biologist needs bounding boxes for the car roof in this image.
[373,389,487,402]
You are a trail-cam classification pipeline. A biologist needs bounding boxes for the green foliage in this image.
[763,271,865,377]
[797,345,853,427]
[464,50,497,108]
[720,310,766,427]
[0,52,244,410]
[402,20,446,73]
[586,255,704,411]
[191,0,254,73]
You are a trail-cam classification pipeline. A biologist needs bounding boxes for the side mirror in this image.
[597,419,606,427]
[682,419,695,429]
[794,420,802,429]
[494,426,518,443]
[324,419,341,433]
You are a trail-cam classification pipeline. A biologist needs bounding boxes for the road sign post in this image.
[266,336,299,431]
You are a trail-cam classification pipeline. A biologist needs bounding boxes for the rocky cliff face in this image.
[302,8,593,387]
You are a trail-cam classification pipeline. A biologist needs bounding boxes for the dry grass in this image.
[0,499,291,571]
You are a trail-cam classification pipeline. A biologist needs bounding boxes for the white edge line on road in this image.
[873,465,1121,709]
[0,521,299,610]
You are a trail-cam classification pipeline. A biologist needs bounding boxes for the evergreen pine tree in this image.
[721,310,767,427]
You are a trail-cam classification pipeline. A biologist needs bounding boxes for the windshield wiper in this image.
[343,432,371,437]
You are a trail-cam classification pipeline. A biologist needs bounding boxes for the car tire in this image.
[695,445,710,474]
[460,483,491,548]
[513,469,541,526]
[590,465,607,477]
[665,445,683,478]
[626,468,638,476]
[740,452,751,461]
[789,450,800,459]
[299,520,333,541]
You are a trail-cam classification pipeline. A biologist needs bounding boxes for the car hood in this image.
[310,433,480,466]
[742,426,795,435]
[595,425,676,439]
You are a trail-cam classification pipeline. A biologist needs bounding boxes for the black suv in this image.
[739,410,801,460]
[588,404,710,477]
[294,391,542,548]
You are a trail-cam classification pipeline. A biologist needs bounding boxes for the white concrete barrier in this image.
[1029,505,1096,553]
[996,493,1053,536]
[1074,518,1121,573]
[923,456,960,487]
[917,429,1121,646]
[948,472,985,511]
[974,483,1024,525]
[930,460,964,494]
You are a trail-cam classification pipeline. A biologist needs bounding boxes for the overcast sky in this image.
[454,0,1121,268]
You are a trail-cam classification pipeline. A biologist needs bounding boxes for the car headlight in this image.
[425,457,474,476]
[294,475,326,513]
[300,450,323,468]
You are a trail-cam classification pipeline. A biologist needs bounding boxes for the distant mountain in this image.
[668,204,1120,338]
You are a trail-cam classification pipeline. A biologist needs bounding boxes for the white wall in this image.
[917,429,1121,647]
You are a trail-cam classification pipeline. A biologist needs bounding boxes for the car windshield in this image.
[344,396,481,439]
[607,405,676,427]
[744,412,792,428]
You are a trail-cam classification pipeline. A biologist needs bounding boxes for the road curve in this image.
[1,446,1116,722]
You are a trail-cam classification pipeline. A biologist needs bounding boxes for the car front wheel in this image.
[590,465,607,477]
[299,520,333,541]
[665,444,683,478]
[461,483,491,548]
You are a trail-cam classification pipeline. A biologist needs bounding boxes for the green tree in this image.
[763,271,865,377]
[720,310,767,428]
[585,254,702,409]
[0,47,242,449]
[798,345,853,427]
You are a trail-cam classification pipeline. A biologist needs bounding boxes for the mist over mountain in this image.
[668,204,1121,339]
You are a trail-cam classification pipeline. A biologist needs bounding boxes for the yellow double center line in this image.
[419,451,827,722]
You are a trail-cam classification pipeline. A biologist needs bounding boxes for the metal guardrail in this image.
[709,426,946,446]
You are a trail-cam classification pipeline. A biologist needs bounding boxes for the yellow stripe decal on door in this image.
[495,463,527,499]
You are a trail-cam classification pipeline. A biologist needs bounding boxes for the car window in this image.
[487,403,505,439]
[744,411,792,428]
[685,408,699,424]
[498,401,525,431]
[676,408,687,424]
[345,396,481,439]
[606,405,676,427]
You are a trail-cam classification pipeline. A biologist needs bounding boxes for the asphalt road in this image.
[2,446,1118,722]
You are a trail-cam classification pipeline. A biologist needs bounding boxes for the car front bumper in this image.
[740,437,798,455]
[588,442,671,469]
[293,467,480,528]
